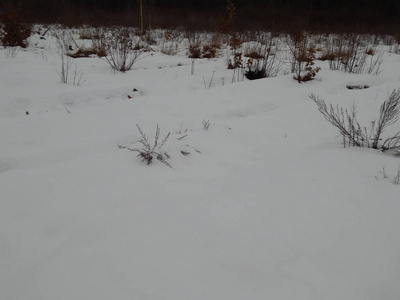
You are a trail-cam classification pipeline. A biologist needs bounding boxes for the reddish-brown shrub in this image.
[201,44,217,59]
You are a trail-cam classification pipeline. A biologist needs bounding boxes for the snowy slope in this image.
[1,29,400,300]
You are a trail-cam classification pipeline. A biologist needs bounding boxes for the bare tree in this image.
[139,0,143,33]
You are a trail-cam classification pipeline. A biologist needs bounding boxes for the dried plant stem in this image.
[310,89,400,151]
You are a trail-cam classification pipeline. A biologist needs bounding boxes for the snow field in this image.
[1,27,400,300]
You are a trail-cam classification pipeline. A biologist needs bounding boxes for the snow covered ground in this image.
[1,28,400,300]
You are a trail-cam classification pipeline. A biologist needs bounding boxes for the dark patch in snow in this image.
[346,85,370,90]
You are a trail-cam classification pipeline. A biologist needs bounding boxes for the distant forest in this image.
[2,0,400,33]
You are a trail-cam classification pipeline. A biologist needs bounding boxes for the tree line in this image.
[1,0,399,33]
[4,0,400,11]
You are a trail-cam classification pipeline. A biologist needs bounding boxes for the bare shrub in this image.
[382,133,400,156]
[52,28,76,53]
[202,44,217,59]
[322,34,383,75]
[187,32,218,74]
[55,32,85,85]
[160,40,179,56]
[243,33,283,80]
[0,3,31,48]
[141,30,157,45]
[89,28,108,57]
[118,124,171,167]
[188,35,202,59]
[159,30,183,55]
[57,54,73,84]
[103,28,146,72]
[373,89,400,149]
[310,88,400,151]
[187,32,218,59]
[56,54,85,86]
[187,33,202,75]
[310,95,365,147]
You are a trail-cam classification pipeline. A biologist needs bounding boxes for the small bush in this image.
[287,32,320,83]
[89,29,108,57]
[103,28,146,72]
[56,54,85,86]
[322,34,383,75]
[187,32,217,59]
[188,44,202,59]
[54,31,85,86]
[310,88,400,151]
[293,46,320,83]
[227,33,245,82]
[118,124,171,168]
[227,52,243,69]
[382,133,400,156]
[244,34,283,80]
[202,44,217,59]
[0,3,31,48]
[160,41,179,56]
